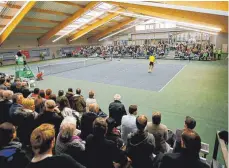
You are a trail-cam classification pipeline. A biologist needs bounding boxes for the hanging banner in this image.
[21,50,30,58]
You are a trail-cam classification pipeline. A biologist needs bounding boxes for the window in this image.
[135,25,145,31]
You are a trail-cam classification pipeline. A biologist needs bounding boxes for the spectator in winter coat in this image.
[0,122,29,168]
[0,90,13,124]
[72,88,86,114]
[56,90,65,105]
[109,94,127,127]
[30,88,40,99]
[11,98,38,146]
[65,88,74,108]
[34,90,46,114]
[0,77,7,90]
[9,93,23,117]
[35,100,63,137]
[55,116,85,165]
[126,115,155,168]
[85,117,128,168]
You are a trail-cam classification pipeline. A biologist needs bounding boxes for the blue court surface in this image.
[52,59,185,92]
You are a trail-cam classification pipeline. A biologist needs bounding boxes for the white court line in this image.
[158,64,187,92]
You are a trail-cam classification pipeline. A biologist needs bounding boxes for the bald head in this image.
[136,115,148,131]
[3,90,13,100]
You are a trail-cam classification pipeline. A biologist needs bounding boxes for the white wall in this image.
[216,32,228,53]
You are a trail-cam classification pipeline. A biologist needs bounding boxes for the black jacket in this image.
[0,141,29,168]
[109,100,126,126]
[85,134,127,168]
[80,112,97,140]
[11,108,38,146]
[35,111,63,137]
[155,149,210,168]
[126,131,155,168]
[65,92,74,108]
[0,100,12,124]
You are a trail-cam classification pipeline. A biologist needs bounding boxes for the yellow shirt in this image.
[149,55,155,62]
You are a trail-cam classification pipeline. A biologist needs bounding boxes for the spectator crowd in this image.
[0,75,210,168]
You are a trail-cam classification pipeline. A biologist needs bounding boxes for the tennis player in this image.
[148,54,156,73]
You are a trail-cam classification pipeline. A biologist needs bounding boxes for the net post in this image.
[213,132,219,160]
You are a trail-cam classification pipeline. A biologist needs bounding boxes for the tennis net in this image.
[37,57,110,76]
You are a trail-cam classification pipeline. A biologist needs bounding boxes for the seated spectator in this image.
[85,117,128,168]
[156,130,209,168]
[89,103,107,118]
[0,122,29,168]
[56,90,64,104]
[126,115,155,168]
[109,94,127,127]
[55,116,85,164]
[50,94,57,102]
[27,124,85,168]
[22,88,31,98]
[10,78,20,92]
[146,112,169,154]
[4,78,11,89]
[80,106,97,140]
[106,117,124,149]
[34,90,46,114]
[9,93,23,117]
[73,88,86,114]
[30,88,40,99]
[45,89,52,99]
[65,88,74,108]
[0,77,7,90]
[11,98,38,146]
[13,81,23,93]
[59,97,79,120]
[0,89,4,102]
[0,90,13,123]
[121,105,138,144]
[86,90,97,112]
[173,116,196,153]
[35,100,63,136]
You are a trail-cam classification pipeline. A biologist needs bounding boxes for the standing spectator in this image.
[4,78,11,89]
[27,124,85,168]
[146,112,169,154]
[156,130,209,168]
[30,88,40,99]
[109,94,127,127]
[55,116,85,164]
[35,100,63,136]
[0,77,7,90]
[50,94,57,102]
[22,88,31,98]
[45,89,52,99]
[34,90,46,114]
[85,117,128,168]
[126,115,155,168]
[56,90,65,105]
[11,98,38,146]
[89,103,107,118]
[0,90,13,124]
[173,116,196,153]
[10,78,20,92]
[73,88,86,114]
[121,105,138,144]
[86,90,97,112]
[9,93,23,117]
[0,122,29,168]
[65,88,74,108]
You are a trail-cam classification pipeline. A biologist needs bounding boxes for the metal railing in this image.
[212,131,228,168]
